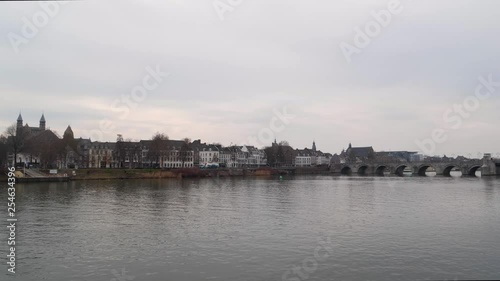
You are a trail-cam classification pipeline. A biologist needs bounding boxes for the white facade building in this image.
[199,145,219,166]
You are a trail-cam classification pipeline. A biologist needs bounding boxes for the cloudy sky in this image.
[1,0,499,157]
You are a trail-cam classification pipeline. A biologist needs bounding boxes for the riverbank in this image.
[66,167,331,180]
[0,167,330,182]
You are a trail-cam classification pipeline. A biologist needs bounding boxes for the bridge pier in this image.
[481,155,500,176]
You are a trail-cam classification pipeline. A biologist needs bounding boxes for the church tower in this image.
[312,140,317,152]
[39,113,46,131]
[17,113,23,129]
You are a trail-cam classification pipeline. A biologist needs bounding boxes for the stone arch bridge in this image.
[330,160,484,177]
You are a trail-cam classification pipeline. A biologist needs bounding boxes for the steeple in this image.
[312,140,317,152]
[17,112,23,129]
[39,113,46,130]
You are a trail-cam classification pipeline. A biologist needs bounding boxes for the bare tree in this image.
[148,132,169,168]
[279,140,290,146]
[180,138,191,167]
[264,146,277,167]
[114,134,126,168]
[0,134,7,167]
[4,123,26,166]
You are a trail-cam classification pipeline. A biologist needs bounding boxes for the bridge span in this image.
[330,159,496,177]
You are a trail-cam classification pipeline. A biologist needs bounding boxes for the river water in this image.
[1,175,500,281]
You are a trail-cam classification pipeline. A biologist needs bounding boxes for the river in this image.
[1,175,499,281]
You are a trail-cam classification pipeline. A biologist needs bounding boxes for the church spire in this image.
[39,113,46,130]
[17,112,23,129]
[312,140,317,152]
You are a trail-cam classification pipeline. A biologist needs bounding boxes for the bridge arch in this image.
[395,165,408,177]
[467,165,482,177]
[443,165,462,177]
[394,165,410,177]
[357,165,369,175]
[341,166,352,176]
[417,165,436,176]
[375,165,388,176]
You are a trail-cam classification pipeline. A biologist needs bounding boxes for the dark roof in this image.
[169,140,188,150]
[25,129,60,144]
[296,149,313,156]
[347,146,374,158]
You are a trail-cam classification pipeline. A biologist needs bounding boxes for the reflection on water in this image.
[1,176,500,281]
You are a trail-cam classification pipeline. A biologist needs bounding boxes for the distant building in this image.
[266,140,296,167]
[294,141,331,167]
[377,151,418,162]
[76,138,92,168]
[295,149,312,167]
[164,140,194,168]
[11,113,60,167]
[199,144,219,166]
[410,153,425,162]
[340,143,375,163]
[330,154,341,165]
[16,113,46,137]
[243,145,267,167]
[88,141,115,168]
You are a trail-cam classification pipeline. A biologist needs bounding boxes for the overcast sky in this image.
[1,0,499,157]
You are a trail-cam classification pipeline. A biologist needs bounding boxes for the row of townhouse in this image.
[193,140,268,168]
[294,148,332,167]
[73,139,269,169]
[59,137,330,169]
[218,145,267,168]
[8,114,331,169]
[74,139,194,169]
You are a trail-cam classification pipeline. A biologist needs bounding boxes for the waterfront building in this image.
[243,146,267,167]
[88,141,116,168]
[219,146,238,167]
[11,113,60,167]
[295,149,313,167]
[163,140,194,168]
[340,143,375,163]
[199,144,219,166]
